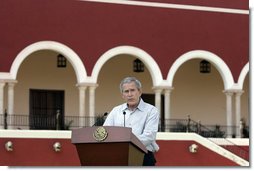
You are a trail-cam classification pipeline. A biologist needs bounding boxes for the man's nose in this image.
[127,91,132,96]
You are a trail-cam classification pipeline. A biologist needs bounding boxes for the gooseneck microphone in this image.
[123,111,126,127]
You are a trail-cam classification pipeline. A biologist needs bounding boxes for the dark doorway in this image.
[141,94,164,131]
[29,89,64,130]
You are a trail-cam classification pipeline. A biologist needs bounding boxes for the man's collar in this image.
[122,98,145,112]
[137,98,145,112]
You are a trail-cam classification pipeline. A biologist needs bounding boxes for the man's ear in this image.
[139,89,142,96]
[121,93,125,99]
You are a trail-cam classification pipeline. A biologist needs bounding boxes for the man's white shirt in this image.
[103,98,160,152]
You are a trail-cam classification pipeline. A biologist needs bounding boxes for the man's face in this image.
[121,82,142,109]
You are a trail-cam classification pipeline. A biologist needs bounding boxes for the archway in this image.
[10,41,87,83]
[167,50,234,90]
[91,45,163,86]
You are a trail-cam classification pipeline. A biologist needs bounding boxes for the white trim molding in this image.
[81,0,249,15]
[237,62,249,89]
[167,50,235,90]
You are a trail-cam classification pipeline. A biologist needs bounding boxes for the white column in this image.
[164,87,173,132]
[0,81,5,115]
[0,81,6,129]
[153,87,162,132]
[89,84,98,126]
[78,85,87,128]
[235,90,244,138]
[154,88,162,116]
[224,90,234,138]
[8,82,16,129]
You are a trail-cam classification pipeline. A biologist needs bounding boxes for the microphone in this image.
[123,111,126,127]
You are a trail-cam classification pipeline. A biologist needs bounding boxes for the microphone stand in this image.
[123,111,126,127]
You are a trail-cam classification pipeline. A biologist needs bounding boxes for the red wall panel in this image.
[0,138,246,166]
[155,140,239,166]
[0,138,80,166]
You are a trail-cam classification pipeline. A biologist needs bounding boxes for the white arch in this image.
[166,50,235,90]
[237,62,249,89]
[90,45,163,86]
[10,41,87,83]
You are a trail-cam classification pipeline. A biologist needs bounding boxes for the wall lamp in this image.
[5,141,13,152]
[189,143,199,153]
[53,142,62,152]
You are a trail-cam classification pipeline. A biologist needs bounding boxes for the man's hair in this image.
[120,77,142,93]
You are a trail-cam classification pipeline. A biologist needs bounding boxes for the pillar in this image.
[235,90,244,138]
[224,90,234,138]
[0,81,5,115]
[0,81,5,129]
[154,88,162,115]
[88,84,98,126]
[78,85,87,127]
[164,87,173,132]
[7,81,16,129]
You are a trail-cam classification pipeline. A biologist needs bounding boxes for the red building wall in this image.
[156,140,239,166]
[0,138,247,166]
[0,0,249,81]
[0,138,79,166]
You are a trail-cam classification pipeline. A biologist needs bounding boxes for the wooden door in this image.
[29,89,64,130]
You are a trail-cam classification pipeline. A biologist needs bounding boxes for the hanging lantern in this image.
[133,59,144,72]
[200,60,211,73]
[57,54,67,68]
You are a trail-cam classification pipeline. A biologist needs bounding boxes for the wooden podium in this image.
[71,126,147,166]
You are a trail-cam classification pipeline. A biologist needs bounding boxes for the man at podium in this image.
[103,77,160,166]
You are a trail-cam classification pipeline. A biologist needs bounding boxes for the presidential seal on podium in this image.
[93,126,108,142]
